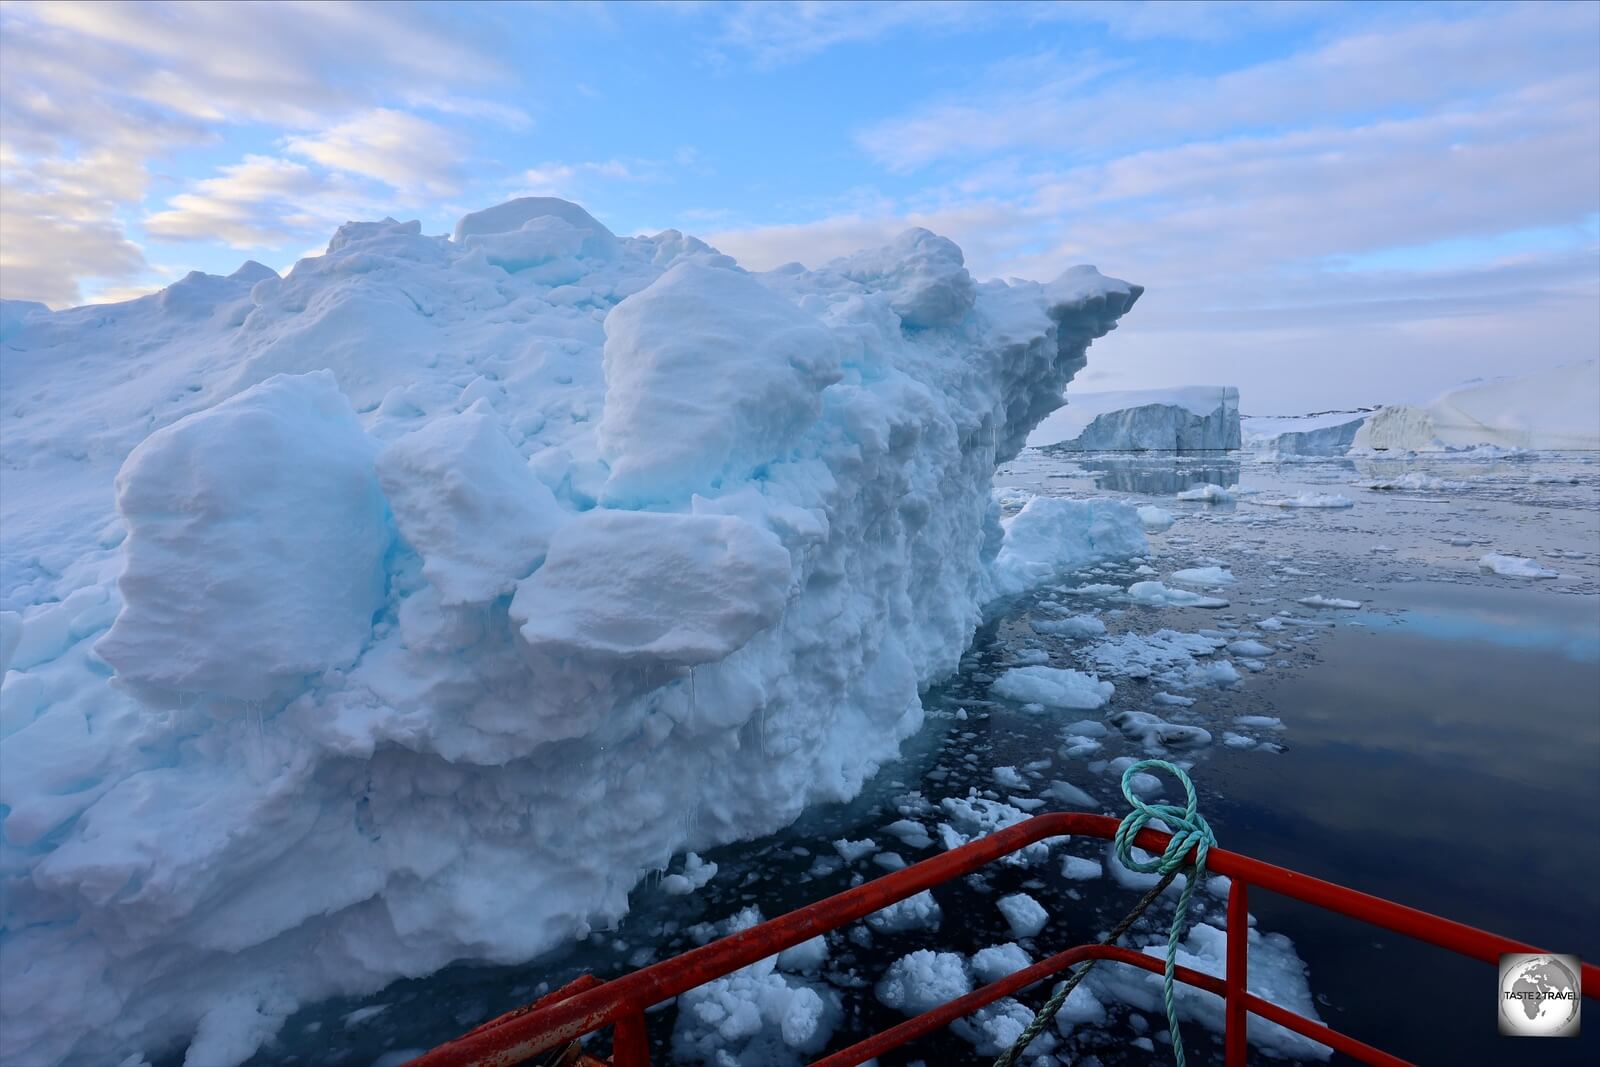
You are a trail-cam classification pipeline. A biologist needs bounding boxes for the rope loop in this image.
[1112,759,1215,878]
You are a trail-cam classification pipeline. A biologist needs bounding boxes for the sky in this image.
[1,0,1596,411]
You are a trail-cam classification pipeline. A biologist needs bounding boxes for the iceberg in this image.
[1351,361,1600,452]
[1242,410,1371,455]
[1027,385,1240,451]
[0,200,1141,1066]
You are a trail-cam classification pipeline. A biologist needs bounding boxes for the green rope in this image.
[1112,759,1215,1067]
[993,759,1216,1067]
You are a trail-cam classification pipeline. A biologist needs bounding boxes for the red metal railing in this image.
[408,812,1598,1067]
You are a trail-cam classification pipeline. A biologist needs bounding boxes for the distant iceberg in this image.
[1351,361,1600,453]
[1028,385,1240,451]
[1243,410,1372,456]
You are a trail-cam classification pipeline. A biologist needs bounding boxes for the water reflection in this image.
[1072,455,1242,494]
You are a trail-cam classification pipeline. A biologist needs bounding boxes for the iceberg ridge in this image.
[0,198,1140,1066]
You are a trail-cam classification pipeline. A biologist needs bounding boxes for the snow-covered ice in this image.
[0,198,1142,1066]
[1478,553,1559,579]
[969,942,1034,985]
[995,893,1049,938]
[1175,483,1234,503]
[874,951,971,1015]
[864,890,943,933]
[990,665,1115,709]
[1296,595,1362,609]
[1137,504,1175,531]
[1169,565,1236,586]
[1126,581,1230,609]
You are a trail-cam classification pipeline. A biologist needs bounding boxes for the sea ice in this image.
[1126,581,1230,609]
[990,665,1115,709]
[1296,595,1362,609]
[996,893,1049,938]
[875,951,971,1015]
[865,890,943,933]
[1169,566,1236,586]
[1176,483,1233,503]
[1478,554,1559,579]
[970,942,1034,985]
[1254,493,1354,508]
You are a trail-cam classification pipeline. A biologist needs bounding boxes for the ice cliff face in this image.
[1028,386,1239,452]
[0,200,1142,1066]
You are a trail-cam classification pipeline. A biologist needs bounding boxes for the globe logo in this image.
[1499,953,1582,1037]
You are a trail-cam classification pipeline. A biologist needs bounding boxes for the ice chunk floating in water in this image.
[0,199,1140,1066]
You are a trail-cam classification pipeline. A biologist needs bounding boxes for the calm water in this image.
[241,451,1600,1067]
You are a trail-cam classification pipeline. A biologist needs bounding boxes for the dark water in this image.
[234,454,1599,1067]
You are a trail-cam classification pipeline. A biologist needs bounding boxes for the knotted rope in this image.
[994,759,1217,1067]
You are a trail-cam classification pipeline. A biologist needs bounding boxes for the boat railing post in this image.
[613,1005,650,1066]
[1225,879,1249,1066]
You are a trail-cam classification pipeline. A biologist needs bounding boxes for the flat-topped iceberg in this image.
[0,199,1140,1066]
[1028,385,1240,451]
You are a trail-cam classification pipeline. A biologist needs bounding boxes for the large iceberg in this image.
[1242,410,1371,456]
[1027,385,1240,451]
[0,200,1142,1066]
[1351,361,1600,452]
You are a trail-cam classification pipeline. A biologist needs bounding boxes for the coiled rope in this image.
[994,759,1216,1067]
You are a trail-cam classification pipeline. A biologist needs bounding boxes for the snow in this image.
[1352,360,1600,452]
[991,665,1115,709]
[1175,483,1233,503]
[996,893,1049,938]
[0,197,1142,1067]
[875,951,971,1015]
[1028,386,1240,451]
[1479,553,1559,579]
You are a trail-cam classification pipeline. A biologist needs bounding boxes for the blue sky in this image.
[2,0,1596,410]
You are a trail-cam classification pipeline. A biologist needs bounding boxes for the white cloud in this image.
[285,109,466,197]
[857,3,1600,169]
[0,0,510,304]
[709,0,983,66]
[143,156,381,249]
